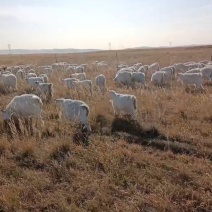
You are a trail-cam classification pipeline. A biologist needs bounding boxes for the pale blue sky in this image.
[0,0,212,50]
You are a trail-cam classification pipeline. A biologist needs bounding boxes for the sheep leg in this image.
[12,116,22,135]
[130,110,137,120]
[3,120,13,139]
[29,117,33,136]
[24,118,29,135]
[24,118,33,136]
[100,87,103,95]
[114,107,121,117]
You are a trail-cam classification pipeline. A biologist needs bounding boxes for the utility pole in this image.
[55,54,58,63]
[116,53,119,63]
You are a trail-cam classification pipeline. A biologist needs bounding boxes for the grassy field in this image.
[0,46,212,211]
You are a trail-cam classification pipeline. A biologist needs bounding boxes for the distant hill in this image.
[0,48,101,55]
[1,45,212,55]
[129,44,212,50]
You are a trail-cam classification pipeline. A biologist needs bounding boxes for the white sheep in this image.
[66,66,77,74]
[131,72,145,88]
[161,66,176,82]
[35,82,53,100]
[148,62,160,75]
[114,71,132,87]
[177,73,204,90]
[1,94,43,136]
[28,69,36,74]
[16,69,25,80]
[10,66,20,75]
[27,73,37,78]
[95,74,107,94]
[174,63,189,73]
[138,65,148,74]
[61,78,79,89]
[75,64,87,73]
[72,80,93,96]
[54,98,91,133]
[116,68,133,74]
[27,77,44,89]
[71,73,86,80]
[0,73,17,91]
[43,67,53,77]
[39,74,49,83]
[201,67,212,81]
[133,63,143,71]
[151,71,165,86]
[52,63,65,72]
[108,90,137,119]
[117,64,128,71]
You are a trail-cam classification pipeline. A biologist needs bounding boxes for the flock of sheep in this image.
[115,60,212,90]
[0,58,212,137]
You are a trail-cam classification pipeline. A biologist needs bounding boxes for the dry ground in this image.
[0,46,212,212]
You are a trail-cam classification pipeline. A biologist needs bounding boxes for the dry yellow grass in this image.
[0,46,212,211]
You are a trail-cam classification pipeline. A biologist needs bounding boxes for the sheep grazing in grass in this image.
[35,82,53,101]
[1,94,43,136]
[39,74,49,83]
[26,73,37,78]
[201,67,212,81]
[16,69,25,80]
[151,71,165,86]
[148,62,160,75]
[131,72,145,88]
[95,74,107,94]
[54,98,91,133]
[27,77,44,89]
[61,78,79,89]
[74,64,87,73]
[72,80,93,96]
[138,65,148,74]
[114,71,132,87]
[161,66,176,81]
[177,73,204,90]
[43,67,53,77]
[0,73,17,91]
[108,90,137,119]
[70,73,86,80]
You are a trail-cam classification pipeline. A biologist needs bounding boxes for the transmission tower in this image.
[8,44,11,55]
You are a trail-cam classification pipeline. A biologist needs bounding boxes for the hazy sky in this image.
[0,0,212,50]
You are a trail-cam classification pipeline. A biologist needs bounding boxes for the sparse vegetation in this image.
[0,47,212,211]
